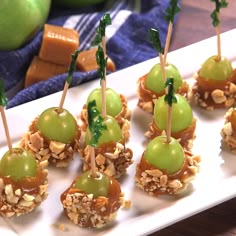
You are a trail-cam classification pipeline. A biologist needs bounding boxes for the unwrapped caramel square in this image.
[77,47,115,72]
[25,56,68,87]
[39,24,79,66]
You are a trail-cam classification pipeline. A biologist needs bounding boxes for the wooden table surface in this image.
[149,0,236,236]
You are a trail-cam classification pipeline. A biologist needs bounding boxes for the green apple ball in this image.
[74,170,109,198]
[145,63,183,93]
[37,107,77,144]
[0,148,37,181]
[85,116,122,146]
[0,0,51,50]
[52,0,105,8]
[144,136,184,174]
[154,94,193,133]
[199,55,233,81]
[86,88,123,117]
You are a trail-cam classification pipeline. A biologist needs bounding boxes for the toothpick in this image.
[0,106,13,153]
[215,14,222,61]
[166,106,172,143]
[210,0,228,61]
[163,22,173,65]
[164,0,180,64]
[101,36,107,118]
[87,100,107,179]
[164,78,177,144]
[89,139,97,178]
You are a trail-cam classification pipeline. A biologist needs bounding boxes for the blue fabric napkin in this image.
[0,0,178,109]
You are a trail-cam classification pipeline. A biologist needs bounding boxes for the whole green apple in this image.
[52,0,105,8]
[0,0,51,50]
[144,136,184,175]
[37,107,77,144]
[145,63,183,93]
[199,55,233,81]
[0,147,37,181]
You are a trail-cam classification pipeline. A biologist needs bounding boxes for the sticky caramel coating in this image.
[20,117,81,167]
[191,69,236,110]
[135,151,200,196]
[0,161,48,217]
[61,175,126,228]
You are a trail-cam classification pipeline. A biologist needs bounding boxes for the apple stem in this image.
[163,22,173,65]
[101,36,107,118]
[0,106,13,154]
[58,82,69,113]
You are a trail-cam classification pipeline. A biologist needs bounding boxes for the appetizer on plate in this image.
[20,51,81,167]
[191,0,236,110]
[137,2,189,113]
[80,101,133,178]
[0,82,48,217]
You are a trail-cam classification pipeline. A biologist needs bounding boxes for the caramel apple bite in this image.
[135,136,200,196]
[191,0,236,110]
[61,170,129,228]
[137,63,189,113]
[191,55,236,110]
[20,50,81,167]
[137,3,189,113]
[80,101,133,178]
[0,148,48,217]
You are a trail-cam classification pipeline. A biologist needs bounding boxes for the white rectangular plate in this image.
[1,29,236,236]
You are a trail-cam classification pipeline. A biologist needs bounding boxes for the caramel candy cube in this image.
[39,24,79,66]
[25,56,68,87]
[77,47,116,72]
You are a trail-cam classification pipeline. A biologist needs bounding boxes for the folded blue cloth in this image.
[0,0,178,109]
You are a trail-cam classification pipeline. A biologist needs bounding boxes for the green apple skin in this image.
[52,0,105,8]
[86,88,123,117]
[145,63,183,93]
[37,107,77,144]
[0,148,37,181]
[199,55,233,81]
[74,170,109,198]
[144,136,184,175]
[154,94,193,133]
[0,0,51,50]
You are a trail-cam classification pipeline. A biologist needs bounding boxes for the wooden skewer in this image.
[163,22,173,65]
[58,82,69,114]
[101,36,107,118]
[215,23,222,61]
[89,145,97,178]
[0,106,13,153]
[166,106,172,144]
